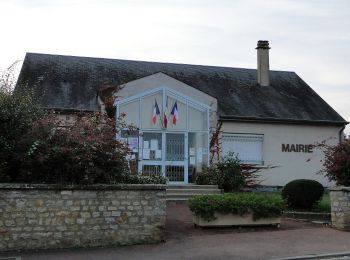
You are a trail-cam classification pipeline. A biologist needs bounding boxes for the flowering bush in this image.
[1,112,135,184]
[322,139,350,186]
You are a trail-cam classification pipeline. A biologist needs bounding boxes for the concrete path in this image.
[2,202,350,260]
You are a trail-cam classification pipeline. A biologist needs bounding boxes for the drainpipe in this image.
[339,125,346,143]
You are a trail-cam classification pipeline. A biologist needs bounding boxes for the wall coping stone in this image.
[0,183,166,191]
[330,186,350,192]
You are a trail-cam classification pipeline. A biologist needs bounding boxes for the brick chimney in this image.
[256,40,270,86]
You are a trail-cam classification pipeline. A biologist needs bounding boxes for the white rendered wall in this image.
[221,122,342,187]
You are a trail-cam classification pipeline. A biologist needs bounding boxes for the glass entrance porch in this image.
[116,87,210,184]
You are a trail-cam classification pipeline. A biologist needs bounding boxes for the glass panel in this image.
[141,92,163,129]
[142,165,162,176]
[188,132,209,182]
[120,129,139,173]
[166,165,184,182]
[142,132,162,161]
[166,133,184,161]
[165,96,186,130]
[119,99,140,127]
[189,105,207,131]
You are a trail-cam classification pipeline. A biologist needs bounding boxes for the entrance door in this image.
[165,133,188,184]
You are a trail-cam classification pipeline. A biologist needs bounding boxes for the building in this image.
[16,41,348,187]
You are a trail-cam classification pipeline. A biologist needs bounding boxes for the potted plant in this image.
[188,193,284,227]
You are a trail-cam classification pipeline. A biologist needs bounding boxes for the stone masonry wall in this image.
[0,184,166,251]
[330,187,350,230]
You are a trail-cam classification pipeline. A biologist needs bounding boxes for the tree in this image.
[0,62,44,177]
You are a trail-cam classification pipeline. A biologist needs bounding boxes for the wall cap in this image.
[0,183,166,191]
[329,186,350,192]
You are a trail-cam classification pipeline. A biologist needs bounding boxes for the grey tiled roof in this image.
[16,53,347,125]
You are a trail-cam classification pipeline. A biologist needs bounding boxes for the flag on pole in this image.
[171,101,179,125]
[152,100,160,125]
[163,97,168,128]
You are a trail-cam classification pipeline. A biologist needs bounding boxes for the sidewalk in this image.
[2,202,350,260]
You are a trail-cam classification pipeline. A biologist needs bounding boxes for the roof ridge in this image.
[25,52,296,74]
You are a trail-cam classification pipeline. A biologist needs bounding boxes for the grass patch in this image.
[310,192,330,213]
[251,192,331,213]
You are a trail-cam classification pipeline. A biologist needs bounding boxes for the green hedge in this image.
[188,193,284,221]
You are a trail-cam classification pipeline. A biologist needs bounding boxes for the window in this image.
[119,99,140,127]
[141,92,163,129]
[115,87,211,183]
[222,134,263,165]
[188,105,207,131]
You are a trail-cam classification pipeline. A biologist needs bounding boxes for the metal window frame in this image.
[115,87,211,184]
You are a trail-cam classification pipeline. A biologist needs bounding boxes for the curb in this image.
[283,211,331,222]
[272,251,350,260]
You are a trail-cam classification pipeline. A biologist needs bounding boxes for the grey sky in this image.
[1,0,349,133]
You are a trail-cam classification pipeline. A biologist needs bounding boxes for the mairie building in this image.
[16,41,348,187]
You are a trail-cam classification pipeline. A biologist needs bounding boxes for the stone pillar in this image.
[330,186,350,230]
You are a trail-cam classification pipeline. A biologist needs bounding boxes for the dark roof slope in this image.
[16,53,347,125]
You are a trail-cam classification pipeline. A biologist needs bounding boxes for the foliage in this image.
[121,174,168,185]
[282,179,324,210]
[188,192,284,221]
[1,112,133,184]
[311,192,330,213]
[320,139,350,186]
[0,62,44,176]
[196,154,260,192]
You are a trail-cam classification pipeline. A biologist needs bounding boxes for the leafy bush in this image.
[0,63,45,179]
[196,154,259,192]
[1,112,136,185]
[282,179,324,210]
[321,139,350,186]
[0,94,44,176]
[188,193,284,221]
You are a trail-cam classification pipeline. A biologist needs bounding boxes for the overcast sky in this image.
[0,0,349,133]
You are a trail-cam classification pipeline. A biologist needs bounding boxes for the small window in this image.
[188,105,207,131]
[222,134,263,165]
[119,99,140,127]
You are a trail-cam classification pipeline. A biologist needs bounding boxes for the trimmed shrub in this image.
[188,193,284,221]
[196,154,259,192]
[121,174,168,185]
[282,179,324,210]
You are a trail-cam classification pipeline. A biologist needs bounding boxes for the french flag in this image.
[171,101,179,125]
[163,97,168,128]
[152,100,160,125]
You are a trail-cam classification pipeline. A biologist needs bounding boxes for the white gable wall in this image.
[116,72,218,129]
[221,121,342,187]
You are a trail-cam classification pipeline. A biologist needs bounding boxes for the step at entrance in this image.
[166,184,223,201]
